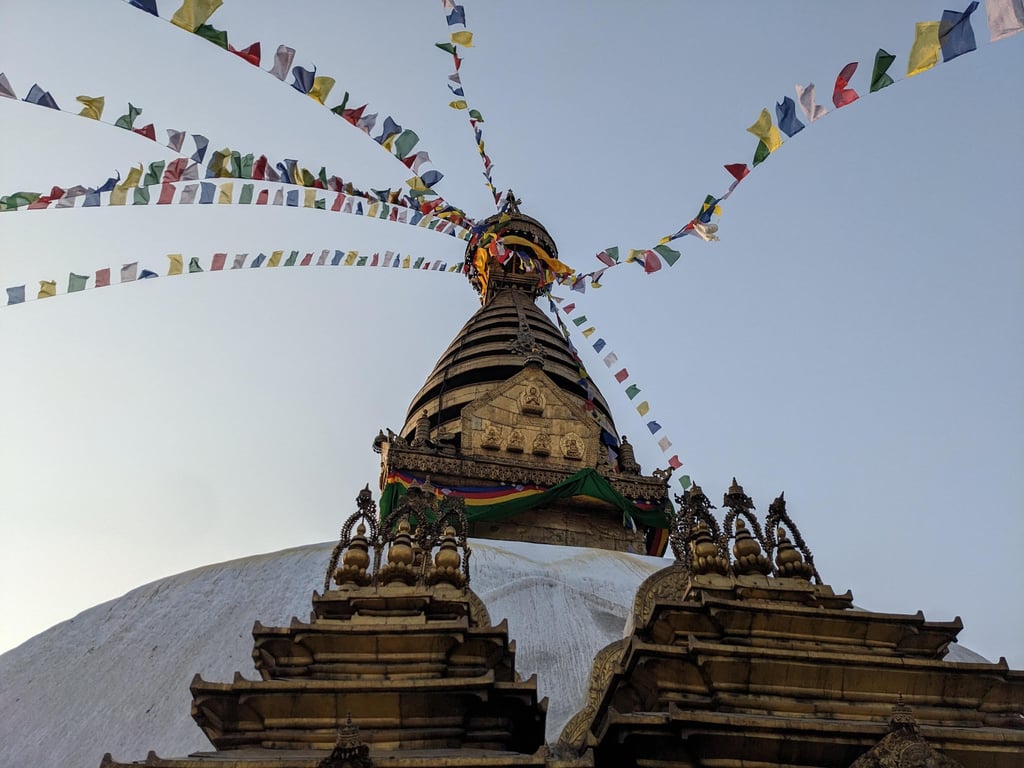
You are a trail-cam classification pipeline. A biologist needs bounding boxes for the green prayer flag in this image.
[356,255,368,266]
[284,250,299,267]
[625,384,641,400]
[67,273,88,293]
[239,183,254,204]
[572,315,588,327]
[188,257,203,273]
[195,23,228,49]
[679,475,692,490]
[314,198,326,209]
[435,42,457,54]
[114,103,142,130]
[394,129,420,160]
[870,48,896,92]
[653,244,681,266]
[144,161,165,187]
[299,168,316,187]
[468,109,483,121]
[329,91,350,116]
[240,153,253,179]
[413,257,425,269]
[133,186,150,205]
[752,139,770,167]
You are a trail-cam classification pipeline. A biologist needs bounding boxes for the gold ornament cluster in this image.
[324,485,472,592]
[670,478,820,582]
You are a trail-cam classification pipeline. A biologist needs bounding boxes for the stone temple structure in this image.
[5,199,1022,767]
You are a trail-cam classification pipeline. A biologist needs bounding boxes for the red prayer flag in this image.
[95,268,111,287]
[833,62,859,108]
[668,455,682,469]
[370,253,379,266]
[331,193,345,211]
[162,157,188,183]
[132,123,156,141]
[211,253,227,271]
[562,303,576,314]
[643,250,662,274]
[157,183,176,205]
[300,252,313,266]
[229,42,261,66]
[614,368,629,383]
[256,189,269,205]
[724,163,750,181]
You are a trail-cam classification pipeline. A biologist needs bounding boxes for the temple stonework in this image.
[99,205,1023,768]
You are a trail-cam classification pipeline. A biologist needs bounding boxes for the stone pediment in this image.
[460,364,600,469]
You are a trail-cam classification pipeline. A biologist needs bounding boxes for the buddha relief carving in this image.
[562,432,584,460]
[532,432,551,456]
[519,385,545,416]
[481,423,502,450]
[507,429,525,453]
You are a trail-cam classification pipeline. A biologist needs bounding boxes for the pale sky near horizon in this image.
[0,1,1021,667]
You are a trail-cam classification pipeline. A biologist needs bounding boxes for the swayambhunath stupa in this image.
[0,3,1021,768]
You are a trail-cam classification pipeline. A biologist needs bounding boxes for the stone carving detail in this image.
[324,486,472,590]
[481,423,502,450]
[558,638,629,750]
[519,385,545,415]
[532,432,551,456]
[318,714,373,768]
[667,479,822,583]
[507,429,525,453]
[561,432,584,460]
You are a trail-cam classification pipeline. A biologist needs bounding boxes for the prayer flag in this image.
[188,257,203,273]
[76,95,104,120]
[636,401,650,417]
[269,46,295,80]
[331,250,344,266]
[139,270,158,279]
[658,436,672,452]
[647,421,661,434]
[582,327,596,338]
[199,182,216,204]
[195,23,228,48]
[217,183,233,203]
[469,109,483,121]
[435,42,457,55]
[753,140,770,167]
[668,455,683,470]
[725,163,750,181]
[303,189,316,207]
[402,255,411,268]
[232,254,248,269]
[643,251,662,274]
[625,384,641,400]
[653,244,681,267]
[592,338,606,353]
[95,268,111,287]
[870,49,896,92]
[596,247,619,266]
[133,187,150,205]
[284,251,298,267]
[36,280,59,300]
[614,368,629,383]
[229,41,261,66]
[129,0,158,15]
[191,134,209,163]
[908,22,941,76]
[256,189,268,205]
[300,252,313,266]
[447,5,466,26]
[603,352,618,368]
[143,161,165,187]
[24,84,59,109]
[832,62,859,107]
[121,263,138,282]
[167,254,184,275]
[309,76,335,104]
[317,250,330,266]
[291,65,316,94]
[211,253,227,271]
[68,273,88,293]
[267,250,283,267]
[987,0,1024,40]
[6,286,25,305]
[794,82,827,122]
[0,73,16,99]
[272,189,284,205]
[166,129,185,151]
[239,183,253,204]
[357,255,369,267]
[412,256,424,269]
[939,2,979,61]
[170,0,223,32]
[376,116,402,147]
[746,109,782,152]
[572,315,588,326]
[451,30,474,47]
[286,190,299,206]
[775,96,804,137]
[394,130,420,159]
[251,253,266,268]
[449,100,468,110]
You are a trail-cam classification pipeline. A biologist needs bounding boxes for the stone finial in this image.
[731,518,772,575]
[690,521,729,575]
[427,525,466,588]
[723,477,755,512]
[774,527,814,580]
[889,693,919,734]
[371,429,387,454]
[319,713,373,768]
[334,523,372,587]
[379,518,418,585]
[617,436,641,475]
[412,410,431,448]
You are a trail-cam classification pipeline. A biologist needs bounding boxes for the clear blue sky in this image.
[1,1,1021,666]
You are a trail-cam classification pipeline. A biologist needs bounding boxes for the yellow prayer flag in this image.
[746,108,782,152]
[406,176,428,193]
[449,100,468,110]
[303,189,316,208]
[626,249,643,263]
[450,30,474,47]
[344,251,358,266]
[167,254,184,275]
[76,95,105,120]
[637,401,651,417]
[108,186,129,206]
[367,203,380,218]
[658,236,671,245]
[38,280,57,299]
[381,135,397,152]
[170,0,223,32]
[267,250,284,267]
[402,255,411,268]
[308,76,335,105]
[217,183,233,204]
[907,21,941,77]
[582,327,596,338]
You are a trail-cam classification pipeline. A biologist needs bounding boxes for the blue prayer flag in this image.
[420,170,444,188]
[24,84,59,110]
[647,421,662,434]
[592,338,607,353]
[199,182,215,204]
[446,6,466,26]
[96,173,120,193]
[286,189,299,206]
[251,253,267,268]
[291,65,316,93]
[139,269,158,279]
[83,191,101,207]
[128,0,158,15]
[375,116,402,145]
[775,96,805,138]
[190,134,209,163]
[939,1,979,62]
[6,286,25,305]
[331,250,345,266]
